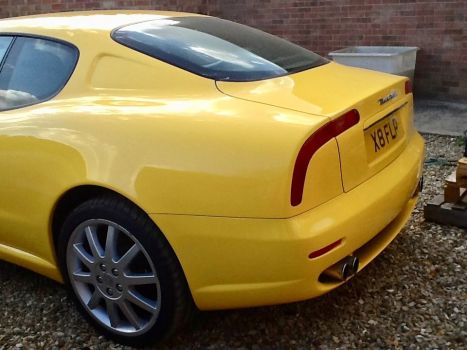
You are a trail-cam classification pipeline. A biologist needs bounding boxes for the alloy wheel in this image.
[66,219,161,336]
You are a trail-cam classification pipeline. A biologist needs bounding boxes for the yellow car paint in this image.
[218,62,414,192]
[0,11,424,309]
[150,133,424,309]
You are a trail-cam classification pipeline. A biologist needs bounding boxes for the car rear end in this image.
[163,79,424,309]
[146,75,424,310]
[109,15,425,309]
[205,66,424,307]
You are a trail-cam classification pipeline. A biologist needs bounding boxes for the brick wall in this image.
[0,0,465,101]
[216,0,467,102]
[0,0,212,18]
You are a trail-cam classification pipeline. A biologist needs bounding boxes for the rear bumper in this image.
[151,132,425,310]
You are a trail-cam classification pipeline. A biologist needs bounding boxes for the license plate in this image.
[365,112,403,163]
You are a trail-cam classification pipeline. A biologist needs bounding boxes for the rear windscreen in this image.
[112,16,328,82]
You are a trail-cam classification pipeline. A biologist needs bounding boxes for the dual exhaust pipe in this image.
[323,255,359,281]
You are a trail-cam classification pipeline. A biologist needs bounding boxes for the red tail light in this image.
[290,109,360,206]
[405,80,413,94]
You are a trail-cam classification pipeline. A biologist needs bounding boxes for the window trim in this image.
[0,33,80,112]
[0,36,16,72]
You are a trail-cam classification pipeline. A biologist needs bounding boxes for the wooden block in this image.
[452,201,467,211]
[445,160,467,189]
[424,201,467,229]
[457,157,467,184]
[444,184,460,203]
[457,157,467,173]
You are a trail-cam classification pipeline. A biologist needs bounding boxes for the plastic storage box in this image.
[329,46,419,81]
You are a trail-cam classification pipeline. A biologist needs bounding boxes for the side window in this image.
[0,37,13,64]
[0,36,78,111]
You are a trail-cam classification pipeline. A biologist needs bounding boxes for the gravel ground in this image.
[0,134,466,350]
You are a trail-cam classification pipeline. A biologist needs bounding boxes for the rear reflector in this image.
[290,109,360,206]
[405,80,413,94]
[309,239,342,259]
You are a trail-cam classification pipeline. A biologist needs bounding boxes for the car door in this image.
[0,35,78,260]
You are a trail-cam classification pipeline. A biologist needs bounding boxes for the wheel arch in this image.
[51,185,116,251]
[50,185,191,293]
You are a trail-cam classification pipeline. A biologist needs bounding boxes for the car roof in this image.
[0,10,204,36]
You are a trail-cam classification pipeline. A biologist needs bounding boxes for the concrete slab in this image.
[414,99,467,136]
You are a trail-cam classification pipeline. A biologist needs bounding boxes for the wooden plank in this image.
[424,202,467,229]
[444,184,461,202]
[424,156,467,229]
[457,157,467,184]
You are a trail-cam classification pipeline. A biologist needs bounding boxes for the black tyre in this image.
[57,195,193,346]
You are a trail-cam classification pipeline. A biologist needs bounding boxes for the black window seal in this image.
[0,36,16,73]
[0,32,80,113]
[109,18,329,83]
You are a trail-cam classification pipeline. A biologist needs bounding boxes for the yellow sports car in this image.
[0,10,424,346]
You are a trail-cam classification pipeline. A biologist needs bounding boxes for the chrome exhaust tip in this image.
[347,255,359,276]
[323,255,359,281]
